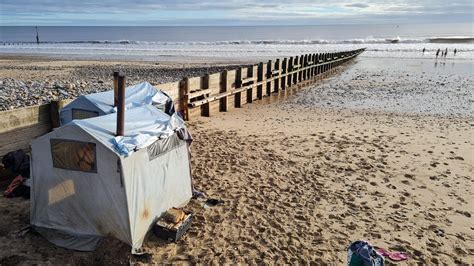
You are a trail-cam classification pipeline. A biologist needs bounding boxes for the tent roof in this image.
[76,81,163,114]
[70,105,184,156]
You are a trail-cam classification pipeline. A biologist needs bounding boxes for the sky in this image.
[1,0,473,26]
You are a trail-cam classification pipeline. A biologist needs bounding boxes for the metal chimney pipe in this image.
[113,71,119,107]
[116,74,126,136]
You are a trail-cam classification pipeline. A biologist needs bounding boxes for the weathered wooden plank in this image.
[0,123,51,156]
[188,88,212,100]
[281,58,287,90]
[241,76,256,84]
[201,74,210,117]
[208,73,220,116]
[293,57,299,85]
[273,59,280,93]
[0,104,51,134]
[220,70,228,112]
[287,57,293,88]
[251,65,259,101]
[234,67,243,108]
[187,77,201,92]
[257,62,264,99]
[245,65,254,103]
[225,70,236,111]
[188,106,201,120]
[266,60,273,95]
[155,81,180,102]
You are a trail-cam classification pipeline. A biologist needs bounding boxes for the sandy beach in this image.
[0,56,473,264]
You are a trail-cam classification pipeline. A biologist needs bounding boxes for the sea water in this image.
[0,24,473,61]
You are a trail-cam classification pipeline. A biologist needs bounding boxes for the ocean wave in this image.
[428,37,474,43]
[1,36,473,45]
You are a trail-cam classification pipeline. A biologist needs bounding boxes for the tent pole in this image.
[116,74,126,136]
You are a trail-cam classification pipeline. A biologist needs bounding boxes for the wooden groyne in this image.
[0,48,365,156]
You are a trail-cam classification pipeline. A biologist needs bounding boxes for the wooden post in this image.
[294,56,299,85]
[235,68,242,108]
[299,55,304,82]
[287,57,293,88]
[246,65,254,103]
[328,53,331,71]
[179,77,190,120]
[305,54,310,79]
[274,59,280,92]
[305,54,311,80]
[202,74,210,116]
[281,58,287,90]
[328,53,332,71]
[318,54,323,75]
[266,60,272,95]
[331,53,334,69]
[50,99,65,128]
[327,53,330,72]
[257,62,264,99]
[220,70,228,112]
[301,54,306,81]
[323,53,327,73]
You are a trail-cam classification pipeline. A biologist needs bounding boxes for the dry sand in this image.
[0,58,473,264]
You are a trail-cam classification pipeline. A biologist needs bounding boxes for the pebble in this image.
[0,64,239,111]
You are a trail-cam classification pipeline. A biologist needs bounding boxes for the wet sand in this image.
[0,57,472,264]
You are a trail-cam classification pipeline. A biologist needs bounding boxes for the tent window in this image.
[147,134,183,161]
[72,109,99,120]
[50,139,97,173]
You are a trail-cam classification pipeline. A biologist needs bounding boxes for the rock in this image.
[66,83,76,90]
[58,89,69,96]
[434,228,445,237]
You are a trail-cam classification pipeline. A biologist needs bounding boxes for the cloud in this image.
[1,0,473,25]
[345,3,370,8]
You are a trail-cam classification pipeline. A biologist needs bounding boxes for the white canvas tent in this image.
[59,82,175,125]
[30,105,192,253]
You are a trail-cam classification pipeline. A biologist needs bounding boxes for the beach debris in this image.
[154,208,193,242]
[203,198,224,209]
[162,208,187,224]
[2,150,31,199]
[347,240,384,266]
[2,149,30,178]
[3,175,30,199]
[192,189,206,199]
[376,248,409,262]
[434,228,445,237]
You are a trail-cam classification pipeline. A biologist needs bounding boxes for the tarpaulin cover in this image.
[30,105,192,253]
[60,82,173,125]
[71,105,186,156]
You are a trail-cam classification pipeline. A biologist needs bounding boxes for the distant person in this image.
[444,48,448,57]
[436,49,440,58]
[441,51,444,57]
[454,49,457,56]
[422,47,426,54]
